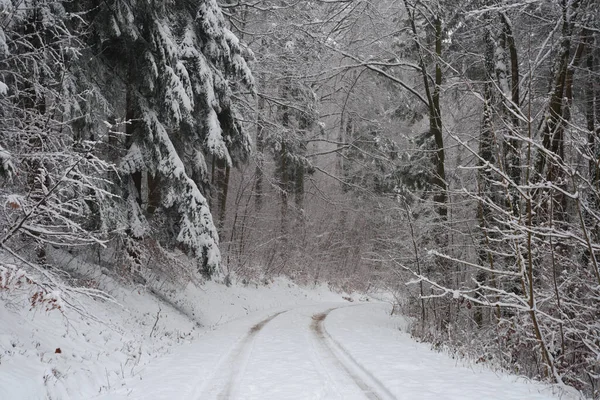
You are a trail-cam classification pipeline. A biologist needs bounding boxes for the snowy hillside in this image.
[0,262,579,399]
[0,263,344,399]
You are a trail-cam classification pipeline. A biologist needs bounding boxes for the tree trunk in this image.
[125,69,143,207]
[534,2,587,222]
[255,79,266,211]
[431,16,447,220]
[586,51,596,183]
[218,164,231,229]
[147,174,161,214]
[280,139,289,237]
[499,12,522,213]
[475,27,498,327]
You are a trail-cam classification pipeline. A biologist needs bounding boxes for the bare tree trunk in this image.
[499,12,522,213]
[404,202,425,333]
[475,27,498,327]
[280,139,289,238]
[255,87,266,211]
[431,16,447,220]
[586,51,596,183]
[404,0,447,220]
[534,2,587,221]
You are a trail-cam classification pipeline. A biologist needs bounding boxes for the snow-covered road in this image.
[97,303,567,400]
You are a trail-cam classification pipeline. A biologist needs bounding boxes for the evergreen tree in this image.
[76,0,255,275]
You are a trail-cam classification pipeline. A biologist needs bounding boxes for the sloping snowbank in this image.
[0,265,345,400]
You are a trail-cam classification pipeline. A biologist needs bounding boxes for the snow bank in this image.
[325,303,578,400]
[0,261,344,399]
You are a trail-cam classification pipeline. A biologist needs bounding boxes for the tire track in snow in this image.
[304,312,346,399]
[311,309,396,400]
[197,311,286,399]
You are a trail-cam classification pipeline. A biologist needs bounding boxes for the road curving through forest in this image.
[96,303,564,400]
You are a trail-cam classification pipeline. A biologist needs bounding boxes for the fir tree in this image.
[78,0,255,276]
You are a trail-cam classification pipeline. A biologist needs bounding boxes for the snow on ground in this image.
[95,303,342,400]
[0,251,578,400]
[93,303,574,400]
[0,265,344,400]
[325,303,576,400]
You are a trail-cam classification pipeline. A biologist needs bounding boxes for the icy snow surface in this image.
[0,272,339,400]
[95,303,568,400]
[1,274,573,400]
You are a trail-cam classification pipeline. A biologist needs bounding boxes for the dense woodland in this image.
[1,0,599,397]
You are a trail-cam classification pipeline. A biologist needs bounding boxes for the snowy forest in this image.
[1,0,600,397]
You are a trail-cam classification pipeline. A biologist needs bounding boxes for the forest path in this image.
[96,303,567,400]
[309,308,396,400]
[200,311,287,399]
[201,304,381,399]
